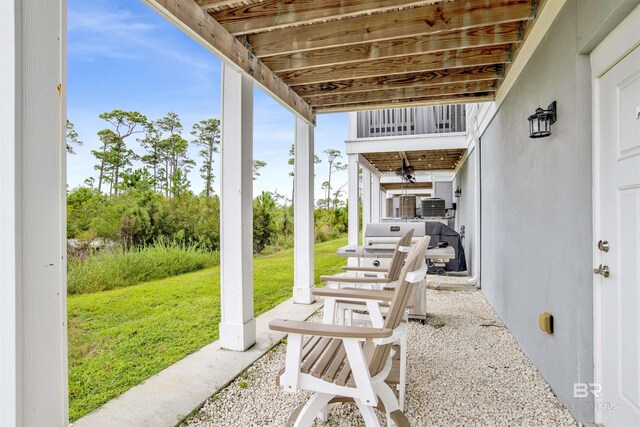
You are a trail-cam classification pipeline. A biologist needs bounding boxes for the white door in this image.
[596,44,640,426]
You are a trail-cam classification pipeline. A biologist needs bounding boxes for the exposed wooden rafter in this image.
[308,80,497,107]
[295,65,504,98]
[280,45,512,86]
[367,149,466,172]
[315,92,494,113]
[246,0,533,57]
[153,0,546,116]
[261,22,522,72]
[146,0,316,124]
[196,0,252,11]
[208,0,445,35]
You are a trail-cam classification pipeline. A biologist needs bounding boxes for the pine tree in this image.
[191,118,220,198]
[156,112,194,198]
[92,110,147,195]
[66,119,83,154]
[138,122,164,193]
[253,160,267,180]
[323,149,347,209]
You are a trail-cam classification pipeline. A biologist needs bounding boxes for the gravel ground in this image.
[186,279,577,427]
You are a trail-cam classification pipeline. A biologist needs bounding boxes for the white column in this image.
[371,174,381,223]
[293,117,315,304]
[348,154,360,248]
[219,63,255,351]
[347,112,358,139]
[361,168,372,243]
[1,0,68,424]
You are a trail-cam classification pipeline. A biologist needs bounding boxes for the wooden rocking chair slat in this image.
[311,338,342,379]
[322,345,347,382]
[301,337,332,374]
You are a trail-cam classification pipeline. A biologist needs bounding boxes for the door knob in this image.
[593,264,610,278]
[598,240,610,252]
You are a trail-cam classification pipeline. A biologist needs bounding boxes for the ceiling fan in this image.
[394,158,416,183]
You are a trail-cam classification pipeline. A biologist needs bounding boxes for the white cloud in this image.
[68,3,214,71]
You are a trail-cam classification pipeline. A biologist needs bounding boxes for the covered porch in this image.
[5,0,639,426]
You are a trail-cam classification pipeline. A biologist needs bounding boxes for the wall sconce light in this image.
[528,101,557,138]
[454,187,462,198]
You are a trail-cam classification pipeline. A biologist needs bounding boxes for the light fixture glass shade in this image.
[528,102,557,138]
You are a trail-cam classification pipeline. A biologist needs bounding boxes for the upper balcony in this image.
[354,105,466,139]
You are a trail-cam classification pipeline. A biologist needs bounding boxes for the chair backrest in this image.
[365,236,430,377]
[385,229,415,281]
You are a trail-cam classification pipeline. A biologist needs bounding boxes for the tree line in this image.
[67,109,350,254]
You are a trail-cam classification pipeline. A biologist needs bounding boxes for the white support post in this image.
[219,63,256,351]
[348,112,358,139]
[293,117,315,304]
[1,0,68,424]
[361,168,372,244]
[371,174,381,223]
[348,155,360,256]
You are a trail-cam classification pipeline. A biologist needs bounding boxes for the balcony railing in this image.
[356,105,466,138]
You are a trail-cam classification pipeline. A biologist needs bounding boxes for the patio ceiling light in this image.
[528,101,557,138]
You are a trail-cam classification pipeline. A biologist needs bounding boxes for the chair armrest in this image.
[269,319,392,339]
[340,266,389,273]
[312,287,395,302]
[320,275,391,284]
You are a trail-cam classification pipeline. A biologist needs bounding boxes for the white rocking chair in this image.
[269,237,430,427]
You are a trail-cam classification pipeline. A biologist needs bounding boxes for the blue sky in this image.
[67,0,348,202]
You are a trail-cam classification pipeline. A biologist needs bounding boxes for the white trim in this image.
[476,102,497,139]
[345,132,467,154]
[356,154,382,177]
[361,168,372,243]
[347,112,358,139]
[590,4,640,78]
[0,0,68,423]
[495,0,569,107]
[347,154,360,248]
[590,5,640,423]
[371,174,381,223]
[0,1,21,423]
[293,117,316,304]
[380,172,453,183]
[386,189,432,196]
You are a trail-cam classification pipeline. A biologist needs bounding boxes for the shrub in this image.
[67,240,218,294]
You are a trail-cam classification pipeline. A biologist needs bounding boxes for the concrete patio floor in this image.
[187,281,577,426]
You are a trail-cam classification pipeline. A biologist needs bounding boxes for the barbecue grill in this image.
[335,222,456,320]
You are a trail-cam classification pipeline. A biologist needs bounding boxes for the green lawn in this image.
[67,236,347,421]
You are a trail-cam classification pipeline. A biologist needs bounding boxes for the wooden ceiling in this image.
[381,181,434,191]
[363,148,465,172]
[190,0,544,117]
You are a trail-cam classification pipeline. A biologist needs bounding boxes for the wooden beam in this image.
[249,0,533,57]
[280,45,511,86]
[381,182,434,190]
[210,0,443,35]
[315,92,495,113]
[262,22,522,72]
[294,65,503,98]
[145,0,316,124]
[309,80,497,107]
[197,0,250,11]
